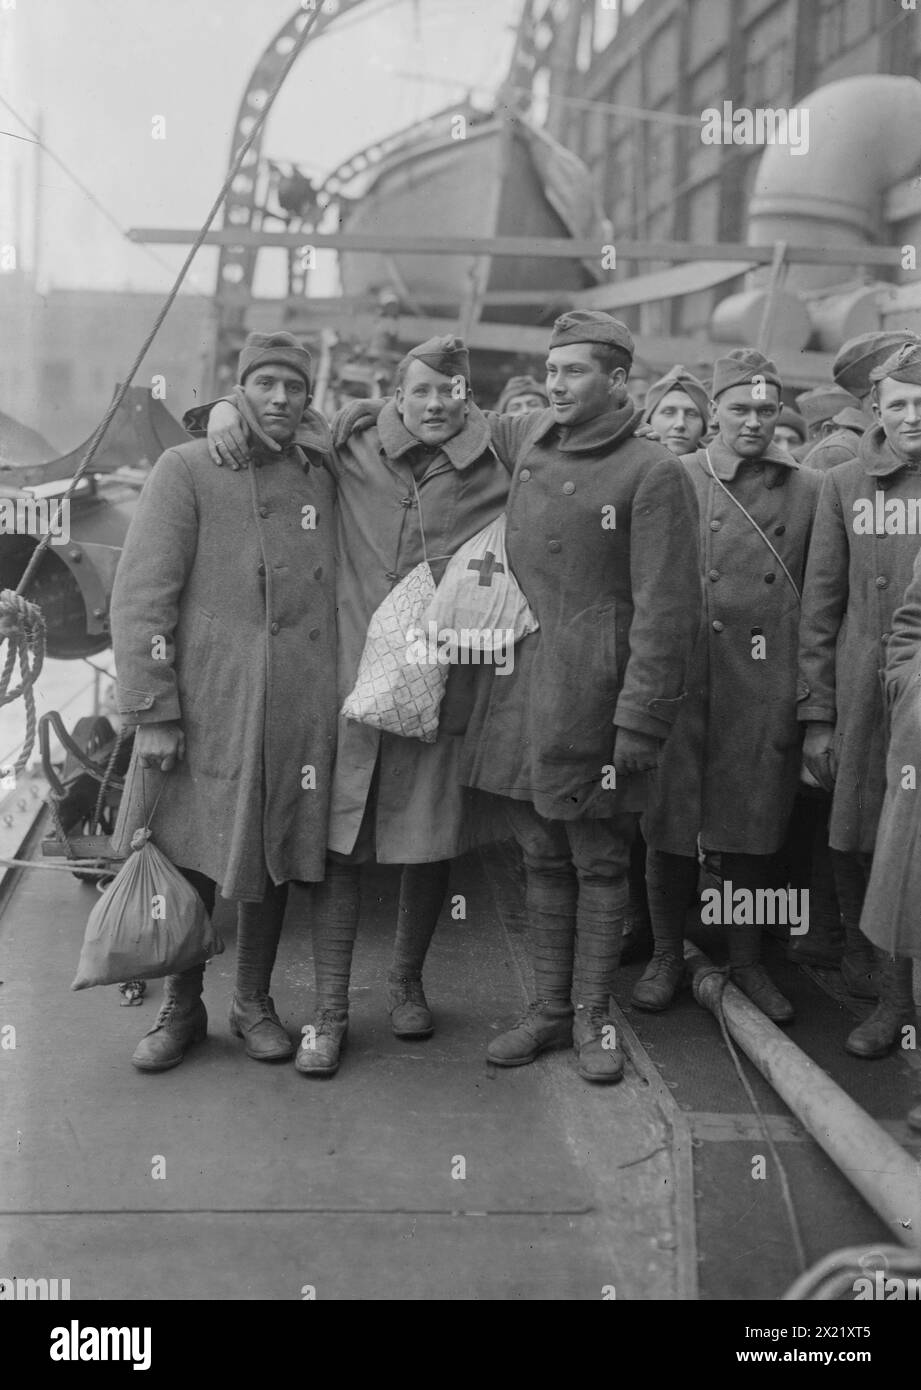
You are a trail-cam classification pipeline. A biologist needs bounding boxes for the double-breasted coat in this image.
[798,425,921,853]
[110,432,338,900]
[326,399,511,862]
[857,548,921,957]
[643,437,821,857]
[460,400,701,821]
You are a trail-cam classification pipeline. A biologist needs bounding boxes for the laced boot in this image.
[487,1000,573,1067]
[229,993,293,1061]
[572,1003,624,1083]
[730,964,795,1024]
[388,974,434,1040]
[840,924,880,1001]
[632,949,685,1011]
[132,968,207,1072]
[845,956,915,1059]
[295,1007,349,1077]
[632,849,696,1011]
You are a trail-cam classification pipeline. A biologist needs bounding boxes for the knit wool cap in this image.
[795,385,860,428]
[711,348,782,398]
[870,339,921,387]
[238,332,312,389]
[495,375,549,413]
[405,334,470,381]
[549,310,634,357]
[643,365,709,422]
[833,331,921,397]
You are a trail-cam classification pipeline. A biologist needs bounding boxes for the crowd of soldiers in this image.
[106,310,921,1134]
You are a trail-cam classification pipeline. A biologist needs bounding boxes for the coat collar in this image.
[858,422,921,482]
[230,384,331,466]
[376,398,493,470]
[526,398,643,454]
[695,434,799,488]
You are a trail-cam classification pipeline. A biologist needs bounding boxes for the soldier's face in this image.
[648,389,705,454]
[505,392,547,415]
[545,344,626,427]
[873,377,921,461]
[773,424,803,456]
[715,385,780,457]
[396,360,468,445]
[242,366,308,442]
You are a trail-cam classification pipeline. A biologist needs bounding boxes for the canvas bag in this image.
[341,477,447,742]
[421,513,539,653]
[71,776,224,991]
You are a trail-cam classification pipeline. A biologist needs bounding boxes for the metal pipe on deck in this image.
[685,943,921,1250]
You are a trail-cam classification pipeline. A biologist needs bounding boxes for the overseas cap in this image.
[795,385,860,428]
[643,365,709,422]
[777,405,807,441]
[404,334,471,381]
[549,310,634,357]
[238,331,312,389]
[833,330,921,397]
[711,348,782,398]
[870,339,921,387]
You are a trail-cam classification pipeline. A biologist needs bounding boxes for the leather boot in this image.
[632,849,695,1011]
[572,1004,624,1083]
[730,964,795,1024]
[845,956,915,1059]
[295,1007,349,1077]
[487,1001,573,1066]
[840,924,880,1000]
[388,974,434,1040]
[229,994,294,1061]
[132,967,207,1072]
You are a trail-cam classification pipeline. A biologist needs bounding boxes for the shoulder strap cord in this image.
[704,448,801,604]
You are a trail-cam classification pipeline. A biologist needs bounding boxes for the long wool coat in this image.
[858,550,921,957]
[798,425,921,853]
[110,434,338,900]
[459,400,701,820]
[643,438,821,857]
[326,399,511,862]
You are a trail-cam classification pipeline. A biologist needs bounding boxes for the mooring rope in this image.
[0,5,322,794]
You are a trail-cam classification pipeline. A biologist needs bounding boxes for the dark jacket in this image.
[110,433,338,899]
[644,438,821,857]
[460,400,701,821]
[797,425,921,853]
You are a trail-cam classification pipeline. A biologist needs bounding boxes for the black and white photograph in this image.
[2,0,921,1336]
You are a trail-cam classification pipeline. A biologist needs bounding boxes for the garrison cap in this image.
[405,335,471,381]
[238,331,312,389]
[549,310,634,357]
[777,406,807,441]
[795,385,860,428]
[870,339,921,387]
[643,365,709,422]
[833,330,921,398]
[711,348,782,398]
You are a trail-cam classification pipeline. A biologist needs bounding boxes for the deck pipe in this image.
[685,942,921,1250]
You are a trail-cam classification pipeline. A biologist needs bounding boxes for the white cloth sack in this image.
[341,560,447,743]
[421,513,538,653]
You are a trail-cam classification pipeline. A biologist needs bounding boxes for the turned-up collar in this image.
[376,398,493,470]
[858,422,921,482]
[229,384,331,466]
[697,434,799,488]
[525,398,642,453]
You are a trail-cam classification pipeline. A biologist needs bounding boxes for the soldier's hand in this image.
[331,397,385,448]
[634,422,662,442]
[135,721,185,773]
[208,401,253,470]
[613,728,662,775]
[802,722,837,793]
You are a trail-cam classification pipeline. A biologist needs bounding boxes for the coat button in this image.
[520,469,531,481]
[314,565,323,580]
[257,562,266,577]
[270,621,280,635]
[548,540,562,553]
[385,571,398,581]
[562,481,575,495]
[259,506,269,518]
[710,519,721,531]
[708,569,720,582]
[764,572,776,584]
[774,524,786,535]
[876,575,889,589]
[309,628,321,640]
[712,620,724,633]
